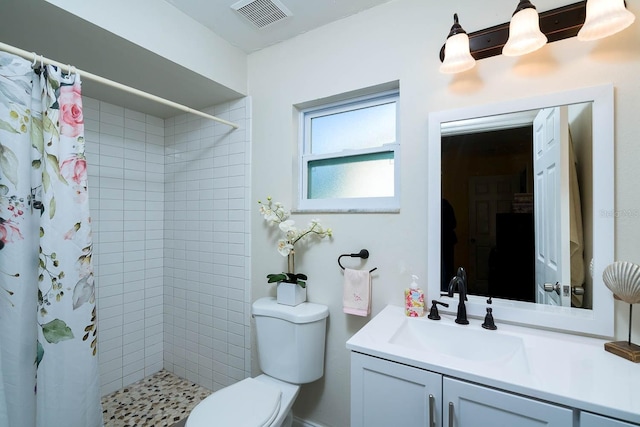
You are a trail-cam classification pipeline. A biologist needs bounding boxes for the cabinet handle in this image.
[449,402,454,427]
[428,394,435,427]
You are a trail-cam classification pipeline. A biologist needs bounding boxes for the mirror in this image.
[428,84,615,337]
[441,103,592,309]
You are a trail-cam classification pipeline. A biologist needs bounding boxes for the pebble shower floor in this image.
[101,370,211,427]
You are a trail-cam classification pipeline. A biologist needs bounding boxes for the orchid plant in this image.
[258,196,332,288]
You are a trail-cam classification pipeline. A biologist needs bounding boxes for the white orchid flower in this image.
[258,196,333,272]
[277,240,294,256]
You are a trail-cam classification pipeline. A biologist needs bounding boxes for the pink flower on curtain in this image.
[58,84,84,137]
[60,156,88,203]
[0,218,23,247]
[60,156,87,185]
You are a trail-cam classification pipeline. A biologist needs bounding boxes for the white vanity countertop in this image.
[346,304,640,424]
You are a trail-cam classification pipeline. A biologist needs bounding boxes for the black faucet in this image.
[447,267,469,325]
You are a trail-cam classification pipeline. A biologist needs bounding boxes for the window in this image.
[299,90,400,211]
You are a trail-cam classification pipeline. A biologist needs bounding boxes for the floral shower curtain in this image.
[0,52,102,426]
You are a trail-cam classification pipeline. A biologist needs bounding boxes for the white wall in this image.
[248,0,640,425]
[45,0,247,96]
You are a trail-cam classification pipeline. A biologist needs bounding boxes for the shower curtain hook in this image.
[31,52,37,67]
[40,55,44,68]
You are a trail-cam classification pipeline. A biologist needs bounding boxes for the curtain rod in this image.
[0,41,239,129]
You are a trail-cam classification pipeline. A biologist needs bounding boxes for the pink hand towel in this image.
[343,268,371,316]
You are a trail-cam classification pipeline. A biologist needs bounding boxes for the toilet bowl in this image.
[186,375,299,427]
[185,297,329,427]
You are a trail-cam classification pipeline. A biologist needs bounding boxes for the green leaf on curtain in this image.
[47,74,60,92]
[0,143,19,187]
[32,159,41,169]
[35,341,44,368]
[49,196,56,219]
[0,118,20,134]
[31,116,44,154]
[46,154,67,184]
[0,184,8,196]
[42,169,51,191]
[72,275,94,309]
[43,115,59,138]
[0,82,30,106]
[41,319,74,344]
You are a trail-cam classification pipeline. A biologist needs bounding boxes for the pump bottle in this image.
[404,275,425,317]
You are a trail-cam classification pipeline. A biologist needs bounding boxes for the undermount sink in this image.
[389,317,528,368]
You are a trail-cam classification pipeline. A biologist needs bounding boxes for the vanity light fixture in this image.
[439,14,476,74]
[439,0,636,73]
[503,0,548,56]
[577,0,636,41]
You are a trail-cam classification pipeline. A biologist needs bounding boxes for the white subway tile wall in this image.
[86,96,251,396]
[163,99,252,392]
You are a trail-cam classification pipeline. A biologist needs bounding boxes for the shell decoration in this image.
[602,261,640,304]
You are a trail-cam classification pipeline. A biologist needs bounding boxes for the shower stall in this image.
[0,46,252,426]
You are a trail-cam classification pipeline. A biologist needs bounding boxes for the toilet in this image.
[185,297,329,427]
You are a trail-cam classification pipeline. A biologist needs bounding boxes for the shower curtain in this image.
[0,52,102,426]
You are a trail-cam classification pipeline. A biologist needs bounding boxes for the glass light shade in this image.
[578,0,636,41]
[503,7,548,56]
[439,33,476,74]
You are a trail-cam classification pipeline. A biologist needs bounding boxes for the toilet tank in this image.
[252,297,329,384]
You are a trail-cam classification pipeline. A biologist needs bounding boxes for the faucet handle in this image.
[428,300,449,320]
[482,307,497,330]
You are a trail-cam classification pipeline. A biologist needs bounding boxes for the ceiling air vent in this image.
[231,0,292,29]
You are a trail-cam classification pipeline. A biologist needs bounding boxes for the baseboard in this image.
[292,416,326,427]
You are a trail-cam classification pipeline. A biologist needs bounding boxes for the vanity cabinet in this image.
[351,352,573,427]
[347,305,640,426]
[443,377,573,427]
[351,352,441,427]
[581,412,638,427]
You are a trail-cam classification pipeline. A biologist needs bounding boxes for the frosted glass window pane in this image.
[308,152,394,199]
[310,102,396,154]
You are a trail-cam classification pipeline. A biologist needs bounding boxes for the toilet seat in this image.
[186,378,282,427]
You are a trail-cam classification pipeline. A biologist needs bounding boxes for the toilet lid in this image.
[187,378,282,427]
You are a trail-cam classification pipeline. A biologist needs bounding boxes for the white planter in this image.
[277,282,307,306]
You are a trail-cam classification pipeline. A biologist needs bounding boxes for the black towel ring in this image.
[338,249,377,273]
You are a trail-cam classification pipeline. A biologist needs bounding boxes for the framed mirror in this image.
[427,84,614,337]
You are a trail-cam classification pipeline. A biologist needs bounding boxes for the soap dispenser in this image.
[405,275,425,317]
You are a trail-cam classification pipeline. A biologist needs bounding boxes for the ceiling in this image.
[165,0,394,53]
[0,0,392,118]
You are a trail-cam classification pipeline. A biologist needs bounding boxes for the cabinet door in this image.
[351,352,442,427]
[581,412,639,427]
[443,377,573,427]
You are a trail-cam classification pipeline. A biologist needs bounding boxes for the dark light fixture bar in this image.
[439,1,587,62]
